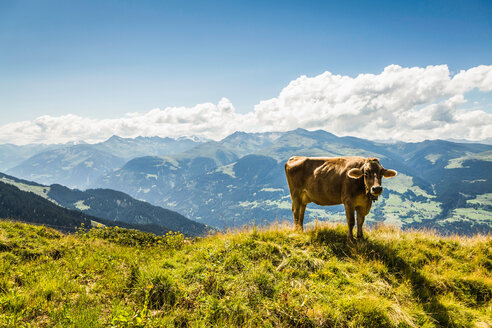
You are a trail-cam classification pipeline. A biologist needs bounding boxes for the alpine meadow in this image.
[1,220,491,327]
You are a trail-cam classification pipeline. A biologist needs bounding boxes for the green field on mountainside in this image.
[0,220,491,327]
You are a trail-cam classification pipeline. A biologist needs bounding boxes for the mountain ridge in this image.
[94,129,492,234]
[2,129,491,234]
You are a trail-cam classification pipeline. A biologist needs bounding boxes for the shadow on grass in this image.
[310,227,453,327]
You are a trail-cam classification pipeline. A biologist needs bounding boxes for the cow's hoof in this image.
[347,236,355,244]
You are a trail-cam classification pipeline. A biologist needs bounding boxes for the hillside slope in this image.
[6,144,126,190]
[0,143,64,172]
[0,220,490,327]
[0,181,94,232]
[0,180,207,236]
[0,173,210,236]
[5,135,204,190]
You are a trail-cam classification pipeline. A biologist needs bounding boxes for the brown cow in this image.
[285,156,397,241]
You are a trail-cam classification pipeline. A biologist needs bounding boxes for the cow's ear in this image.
[383,169,397,178]
[347,168,364,179]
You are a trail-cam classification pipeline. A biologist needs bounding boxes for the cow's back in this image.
[285,156,328,185]
[285,156,365,206]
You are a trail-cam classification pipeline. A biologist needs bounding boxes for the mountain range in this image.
[4,135,204,189]
[2,130,491,235]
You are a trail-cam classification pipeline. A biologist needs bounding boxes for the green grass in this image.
[468,193,492,207]
[443,208,492,225]
[445,151,492,169]
[374,193,442,225]
[0,177,57,205]
[0,219,491,327]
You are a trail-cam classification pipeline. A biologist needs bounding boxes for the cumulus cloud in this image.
[253,64,492,142]
[0,98,255,144]
[0,64,491,145]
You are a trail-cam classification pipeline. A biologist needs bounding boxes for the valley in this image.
[2,130,491,235]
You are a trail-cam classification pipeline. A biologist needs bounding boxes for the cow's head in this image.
[347,158,397,197]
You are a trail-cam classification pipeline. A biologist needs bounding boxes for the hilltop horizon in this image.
[1,127,492,147]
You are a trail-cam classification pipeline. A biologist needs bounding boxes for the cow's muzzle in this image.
[371,186,383,195]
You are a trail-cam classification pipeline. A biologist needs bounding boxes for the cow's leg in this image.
[298,203,306,230]
[356,211,365,239]
[344,204,355,242]
[293,204,306,231]
[292,197,305,231]
[292,203,300,229]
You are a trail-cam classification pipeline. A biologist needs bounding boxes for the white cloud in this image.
[0,98,254,144]
[0,64,491,145]
[252,64,492,142]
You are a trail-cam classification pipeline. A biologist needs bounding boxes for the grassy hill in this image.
[0,220,490,327]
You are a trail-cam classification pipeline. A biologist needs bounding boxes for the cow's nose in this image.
[372,186,382,194]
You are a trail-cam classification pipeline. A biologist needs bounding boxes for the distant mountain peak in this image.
[446,138,492,145]
[64,140,88,146]
[285,128,337,139]
[176,135,209,143]
[105,135,125,142]
[229,131,248,137]
[135,136,173,141]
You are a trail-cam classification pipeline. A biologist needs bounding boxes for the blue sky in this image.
[0,0,491,143]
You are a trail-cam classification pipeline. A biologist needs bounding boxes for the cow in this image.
[285,156,397,241]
